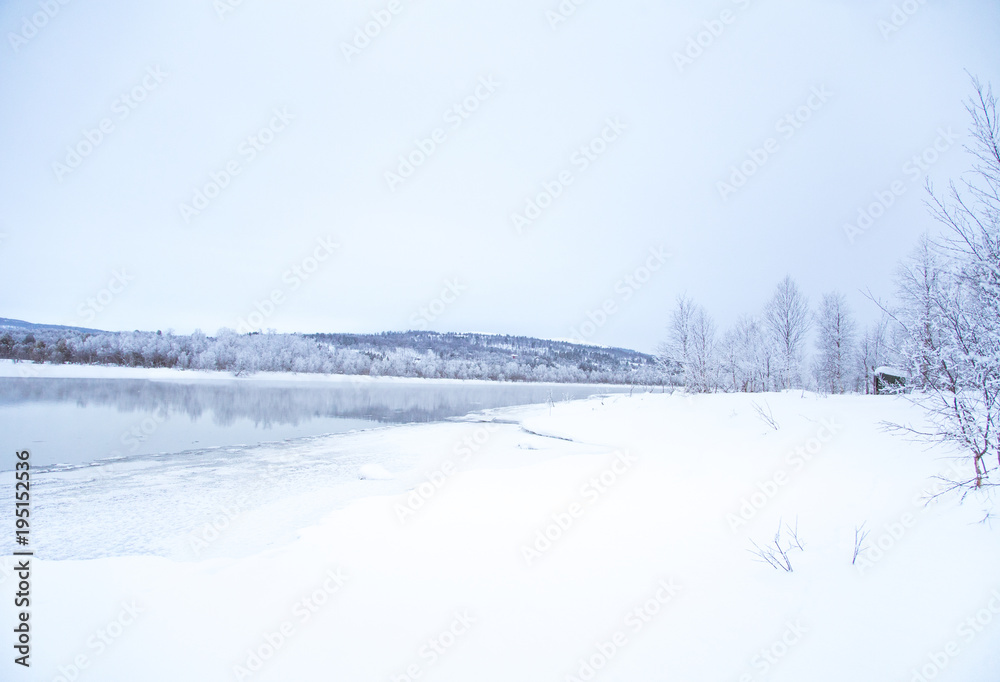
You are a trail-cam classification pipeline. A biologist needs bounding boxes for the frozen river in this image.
[0,374,629,471]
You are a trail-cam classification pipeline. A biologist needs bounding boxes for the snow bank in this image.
[0,359,632,389]
[2,392,998,681]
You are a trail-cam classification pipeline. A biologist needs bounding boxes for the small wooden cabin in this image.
[873,366,907,394]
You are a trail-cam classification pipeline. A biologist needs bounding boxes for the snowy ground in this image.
[3,389,999,681]
[0,359,613,388]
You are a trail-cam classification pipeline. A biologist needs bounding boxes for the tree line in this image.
[659,79,999,492]
[658,277,890,395]
[0,328,666,386]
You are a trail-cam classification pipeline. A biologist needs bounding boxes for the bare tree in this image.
[852,523,870,565]
[814,291,857,394]
[749,518,803,572]
[752,399,780,430]
[660,294,695,384]
[905,78,1000,491]
[689,305,718,393]
[764,276,811,390]
[720,315,771,392]
[894,235,946,390]
[856,316,892,394]
[662,295,717,392]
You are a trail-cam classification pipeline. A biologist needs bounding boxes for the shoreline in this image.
[0,359,651,389]
[7,391,998,681]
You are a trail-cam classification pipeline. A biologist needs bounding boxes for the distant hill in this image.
[0,317,103,334]
[0,323,670,385]
[310,330,658,374]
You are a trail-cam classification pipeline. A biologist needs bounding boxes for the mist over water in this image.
[0,377,627,470]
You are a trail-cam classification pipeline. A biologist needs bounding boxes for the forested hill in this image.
[309,330,657,374]
[0,322,668,385]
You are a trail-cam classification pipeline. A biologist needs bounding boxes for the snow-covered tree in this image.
[814,291,856,394]
[720,315,771,392]
[855,316,892,394]
[891,78,1000,491]
[661,295,717,393]
[764,276,810,390]
[892,235,946,390]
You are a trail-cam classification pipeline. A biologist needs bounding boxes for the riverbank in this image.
[3,391,998,681]
[0,359,657,390]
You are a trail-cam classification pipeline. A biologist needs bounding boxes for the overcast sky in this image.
[1,0,998,353]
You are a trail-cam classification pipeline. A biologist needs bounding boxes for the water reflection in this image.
[0,377,626,469]
[0,377,623,425]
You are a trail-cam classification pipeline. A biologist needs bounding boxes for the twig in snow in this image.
[852,522,870,565]
[752,400,780,431]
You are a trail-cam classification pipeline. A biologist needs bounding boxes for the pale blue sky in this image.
[1,0,998,352]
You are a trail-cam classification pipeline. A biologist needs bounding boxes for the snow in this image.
[358,463,395,481]
[3,391,999,681]
[0,359,639,390]
[874,366,909,377]
[0,359,520,385]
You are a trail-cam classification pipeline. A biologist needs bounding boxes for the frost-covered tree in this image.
[660,295,694,380]
[0,326,666,385]
[890,78,1000,491]
[688,306,718,393]
[720,315,771,392]
[764,276,810,390]
[855,316,892,394]
[661,295,717,392]
[892,235,946,390]
[814,291,856,394]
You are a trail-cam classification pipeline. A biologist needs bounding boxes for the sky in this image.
[1,0,998,354]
